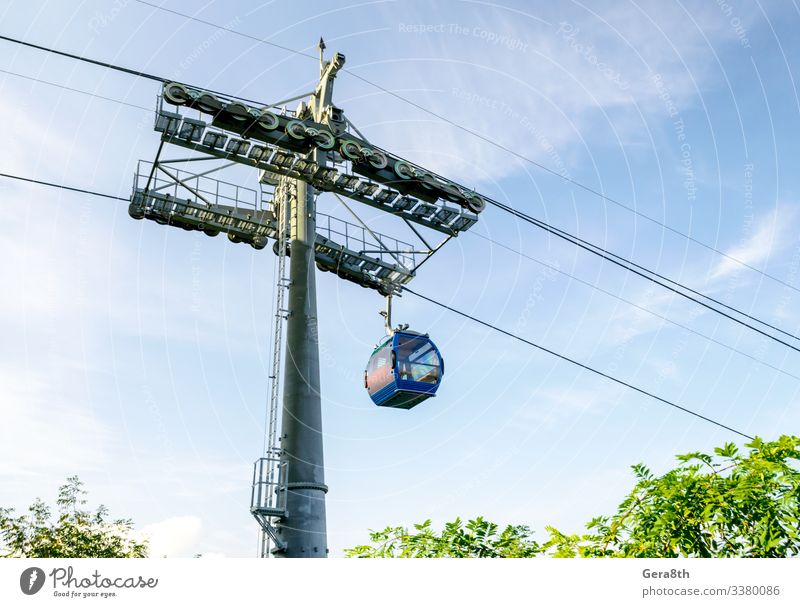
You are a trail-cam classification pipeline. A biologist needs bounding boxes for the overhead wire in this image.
[0,33,167,83]
[485,196,800,354]
[403,286,754,440]
[133,0,320,63]
[0,66,152,111]
[0,173,129,202]
[0,33,267,107]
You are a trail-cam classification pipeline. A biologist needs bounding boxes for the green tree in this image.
[345,516,540,558]
[546,435,800,557]
[0,476,148,558]
[346,435,800,558]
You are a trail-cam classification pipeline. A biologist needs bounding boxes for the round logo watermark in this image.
[20,567,46,595]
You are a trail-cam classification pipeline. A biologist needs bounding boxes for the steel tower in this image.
[128,40,486,557]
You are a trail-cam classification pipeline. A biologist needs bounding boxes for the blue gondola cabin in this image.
[364,330,444,409]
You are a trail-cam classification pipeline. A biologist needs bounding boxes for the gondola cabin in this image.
[364,330,444,409]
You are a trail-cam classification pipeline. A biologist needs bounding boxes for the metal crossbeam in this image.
[152,96,480,236]
[157,81,487,213]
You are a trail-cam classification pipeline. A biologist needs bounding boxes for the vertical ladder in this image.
[254,178,292,557]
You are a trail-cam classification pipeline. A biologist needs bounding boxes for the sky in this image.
[1,0,799,557]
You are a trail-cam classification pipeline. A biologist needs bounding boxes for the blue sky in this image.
[1,0,799,557]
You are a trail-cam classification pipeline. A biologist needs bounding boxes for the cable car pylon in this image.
[262,40,340,558]
[127,37,485,557]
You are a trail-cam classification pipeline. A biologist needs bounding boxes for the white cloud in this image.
[711,206,795,280]
[355,1,757,185]
[600,280,712,349]
[139,515,203,558]
[603,291,672,347]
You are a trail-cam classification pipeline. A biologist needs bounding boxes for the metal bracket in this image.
[380,294,409,336]
[252,515,287,554]
[380,295,393,336]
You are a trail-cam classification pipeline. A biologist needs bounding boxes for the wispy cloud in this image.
[357,1,760,185]
[515,383,625,428]
[710,206,796,280]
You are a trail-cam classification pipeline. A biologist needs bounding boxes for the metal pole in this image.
[273,39,343,558]
[277,175,328,557]
[274,176,328,557]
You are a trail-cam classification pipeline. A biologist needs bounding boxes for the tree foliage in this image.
[345,516,540,558]
[0,476,148,558]
[346,436,800,558]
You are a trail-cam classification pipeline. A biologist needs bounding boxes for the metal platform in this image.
[250,456,288,554]
[128,161,424,294]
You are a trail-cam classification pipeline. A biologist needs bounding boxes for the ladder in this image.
[252,177,292,557]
